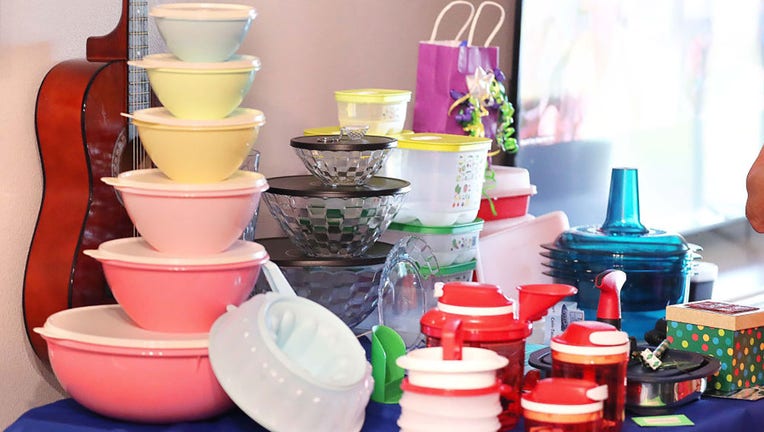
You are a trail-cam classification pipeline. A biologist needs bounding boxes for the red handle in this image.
[441,319,463,361]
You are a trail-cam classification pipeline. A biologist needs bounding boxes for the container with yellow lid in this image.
[334,89,412,135]
[379,133,491,226]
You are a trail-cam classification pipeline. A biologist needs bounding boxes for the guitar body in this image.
[23,1,149,360]
[24,59,133,359]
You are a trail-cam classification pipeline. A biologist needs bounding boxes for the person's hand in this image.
[746,145,764,232]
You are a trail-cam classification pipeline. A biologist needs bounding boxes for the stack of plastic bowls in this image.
[33,4,271,424]
[540,168,700,338]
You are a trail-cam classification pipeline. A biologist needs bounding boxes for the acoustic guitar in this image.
[23,0,150,360]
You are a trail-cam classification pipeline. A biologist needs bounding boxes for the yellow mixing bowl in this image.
[129,108,265,183]
[130,53,260,120]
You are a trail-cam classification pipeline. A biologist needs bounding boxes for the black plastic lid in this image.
[265,175,411,197]
[290,134,397,151]
[258,237,393,266]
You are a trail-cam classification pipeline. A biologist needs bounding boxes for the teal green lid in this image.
[387,219,484,235]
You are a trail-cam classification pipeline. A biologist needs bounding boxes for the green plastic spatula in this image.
[370,324,406,404]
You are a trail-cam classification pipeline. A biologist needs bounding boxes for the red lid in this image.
[521,378,607,414]
[420,282,531,342]
[550,321,630,356]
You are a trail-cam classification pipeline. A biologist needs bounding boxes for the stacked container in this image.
[33,3,270,423]
[379,133,492,282]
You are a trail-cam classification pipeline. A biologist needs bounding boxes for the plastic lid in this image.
[551,321,630,356]
[129,53,261,71]
[303,126,414,137]
[421,282,531,342]
[34,305,208,349]
[387,219,484,236]
[290,134,397,151]
[418,259,476,278]
[334,89,412,104]
[102,169,268,194]
[521,378,607,414]
[83,238,269,266]
[126,107,265,128]
[257,237,393,267]
[553,168,693,257]
[265,175,410,198]
[396,133,492,152]
[150,3,257,20]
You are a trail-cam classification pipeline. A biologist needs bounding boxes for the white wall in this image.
[0,0,518,426]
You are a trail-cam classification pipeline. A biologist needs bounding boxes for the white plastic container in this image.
[334,89,412,135]
[380,133,492,226]
[478,165,537,221]
[381,219,484,266]
[427,260,477,285]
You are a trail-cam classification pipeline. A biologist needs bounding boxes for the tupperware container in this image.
[380,219,484,266]
[380,133,491,226]
[126,107,265,183]
[290,132,397,186]
[129,53,260,120]
[303,125,414,137]
[251,237,393,328]
[334,89,412,135]
[478,165,537,221]
[150,3,257,62]
[420,282,576,431]
[84,238,269,333]
[541,168,700,337]
[423,259,477,285]
[262,175,410,257]
[34,305,232,423]
[521,378,608,432]
[550,321,630,432]
[102,168,268,255]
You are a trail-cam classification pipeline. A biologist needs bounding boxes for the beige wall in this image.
[0,0,518,426]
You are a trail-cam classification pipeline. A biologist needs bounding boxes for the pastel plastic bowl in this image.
[34,305,232,423]
[127,108,265,183]
[129,53,260,120]
[262,175,411,257]
[84,238,269,332]
[335,89,412,135]
[209,293,374,432]
[150,3,257,62]
[102,169,268,255]
[379,133,491,226]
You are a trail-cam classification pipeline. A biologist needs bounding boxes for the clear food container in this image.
[380,219,484,266]
[334,89,412,135]
[379,133,491,226]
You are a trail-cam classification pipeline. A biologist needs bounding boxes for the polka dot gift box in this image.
[666,300,764,394]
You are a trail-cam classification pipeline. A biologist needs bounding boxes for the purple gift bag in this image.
[413,1,505,137]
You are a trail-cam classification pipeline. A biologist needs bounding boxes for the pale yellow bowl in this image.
[129,108,265,183]
[130,54,260,120]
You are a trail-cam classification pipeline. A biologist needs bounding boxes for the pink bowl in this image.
[102,169,268,256]
[34,305,233,423]
[84,238,269,332]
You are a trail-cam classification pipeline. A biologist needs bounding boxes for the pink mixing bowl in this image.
[101,168,268,256]
[84,238,269,332]
[34,305,233,423]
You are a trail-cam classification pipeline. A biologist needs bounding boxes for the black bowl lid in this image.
[265,175,411,197]
[258,237,393,266]
[528,345,721,384]
[290,134,397,151]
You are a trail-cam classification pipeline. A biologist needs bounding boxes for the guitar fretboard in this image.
[128,0,150,171]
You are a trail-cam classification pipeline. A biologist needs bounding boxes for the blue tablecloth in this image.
[7,395,764,432]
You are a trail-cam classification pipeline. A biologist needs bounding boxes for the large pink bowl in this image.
[102,169,268,256]
[34,305,233,423]
[84,238,269,332]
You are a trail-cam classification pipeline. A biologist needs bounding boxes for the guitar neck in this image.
[128,0,150,115]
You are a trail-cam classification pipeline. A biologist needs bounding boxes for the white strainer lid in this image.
[34,305,208,349]
[84,238,269,266]
[126,107,265,128]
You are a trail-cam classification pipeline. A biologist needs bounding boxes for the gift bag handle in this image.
[467,1,506,47]
[429,0,476,42]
